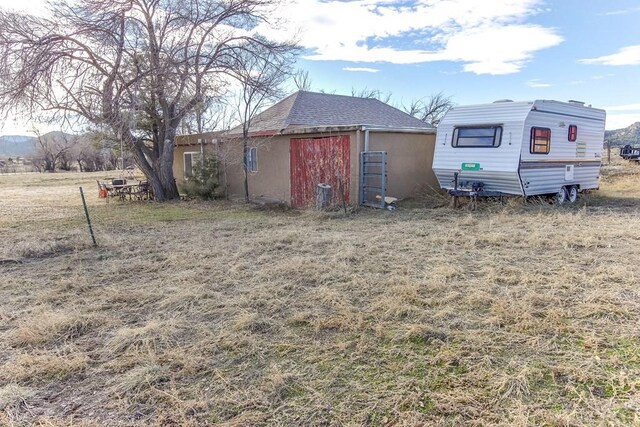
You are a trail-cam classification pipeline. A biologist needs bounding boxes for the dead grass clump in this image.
[1,353,89,383]
[372,295,424,321]
[0,384,32,411]
[575,302,632,321]
[493,365,533,402]
[481,265,528,286]
[11,312,99,347]
[15,239,82,259]
[261,366,303,403]
[232,312,273,334]
[313,307,366,333]
[108,364,170,397]
[371,280,425,320]
[404,324,448,345]
[104,288,164,308]
[108,320,179,356]
[285,310,316,327]
[429,264,465,286]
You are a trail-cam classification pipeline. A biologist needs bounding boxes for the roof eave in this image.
[223,124,435,138]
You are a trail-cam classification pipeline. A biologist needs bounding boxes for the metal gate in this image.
[359,151,387,208]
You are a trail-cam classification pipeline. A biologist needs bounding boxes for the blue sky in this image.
[1,0,639,133]
[263,0,640,130]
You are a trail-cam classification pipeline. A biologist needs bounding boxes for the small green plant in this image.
[180,154,219,200]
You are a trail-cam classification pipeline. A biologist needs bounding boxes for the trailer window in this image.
[452,126,502,147]
[568,125,577,142]
[530,127,551,154]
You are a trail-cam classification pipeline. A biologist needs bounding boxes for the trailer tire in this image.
[555,187,568,205]
[567,186,578,203]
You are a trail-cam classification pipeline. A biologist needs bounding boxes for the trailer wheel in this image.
[555,187,568,205]
[567,186,579,203]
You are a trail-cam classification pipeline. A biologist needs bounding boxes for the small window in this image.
[452,125,502,147]
[568,125,577,142]
[530,127,551,154]
[184,151,202,178]
[245,147,257,172]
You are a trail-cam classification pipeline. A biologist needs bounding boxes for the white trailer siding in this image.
[433,101,533,195]
[433,100,606,198]
[519,162,600,195]
[519,101,605,195]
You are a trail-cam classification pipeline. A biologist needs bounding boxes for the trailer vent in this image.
[493,99,513,103]
[568,100,585,106]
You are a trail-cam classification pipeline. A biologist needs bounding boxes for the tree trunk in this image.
[129,131,180,202]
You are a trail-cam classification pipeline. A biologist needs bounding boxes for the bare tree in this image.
[231,40,296,201]
[0,0,296,201]
[179,99,234,136]
[402,92,454,127]
[351,87,392,104]
[32,130,75,172]
[292,69,312,91]
[71,133,113,172]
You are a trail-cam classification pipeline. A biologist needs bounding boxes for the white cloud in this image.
[258,0,562,75]
[527,79,551,88]
[605,103,640,111]
[601,103,640,129]
[606,113,640,130]
[580,45,640,66]
[343,67,379,73]
[602,7,640,16]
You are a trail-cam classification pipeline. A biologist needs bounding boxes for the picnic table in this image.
[97,179,153,201]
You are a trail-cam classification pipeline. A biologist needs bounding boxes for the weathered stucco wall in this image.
[172,145,205,184]
[368,132,438,199]
[173,132,220,184]
[246,137,291,203]
[223,132,358,204]
[174,130,436,205]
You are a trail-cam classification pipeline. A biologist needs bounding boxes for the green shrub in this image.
[180,155,219,200]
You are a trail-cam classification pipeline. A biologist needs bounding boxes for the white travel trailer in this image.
[432,100,606,203]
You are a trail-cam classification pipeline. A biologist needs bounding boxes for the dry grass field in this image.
[1,160,640,426]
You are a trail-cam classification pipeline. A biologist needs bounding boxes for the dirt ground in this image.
[1,161,640,426]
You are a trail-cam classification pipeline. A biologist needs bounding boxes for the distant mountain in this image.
[0,135,37,157]
[605,122,640,146]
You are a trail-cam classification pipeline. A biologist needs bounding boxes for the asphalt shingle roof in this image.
[231,91,433,134]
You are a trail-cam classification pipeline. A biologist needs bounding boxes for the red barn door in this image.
[290,135,350,208]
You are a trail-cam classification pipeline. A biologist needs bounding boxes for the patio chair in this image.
[131,180,151,200]
[96,180,109,199]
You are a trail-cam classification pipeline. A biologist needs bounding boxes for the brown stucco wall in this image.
[173,132,220,184]
[176,130,436,205]
[223,132,359,204]
[246,136,291,203]
[173,145,204,184]
[368,132,438,199]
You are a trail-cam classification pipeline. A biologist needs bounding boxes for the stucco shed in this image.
[175,91,438,207]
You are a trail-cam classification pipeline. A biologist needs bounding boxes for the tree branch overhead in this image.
[0,0,297,200]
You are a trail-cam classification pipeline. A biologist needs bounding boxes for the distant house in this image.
[174,91,438,207]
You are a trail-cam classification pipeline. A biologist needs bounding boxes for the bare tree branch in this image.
[0,0,297,200]
[350,87,392,104]
[292,69,312,91]
[229,38,296,201]
[402,92,454,127]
